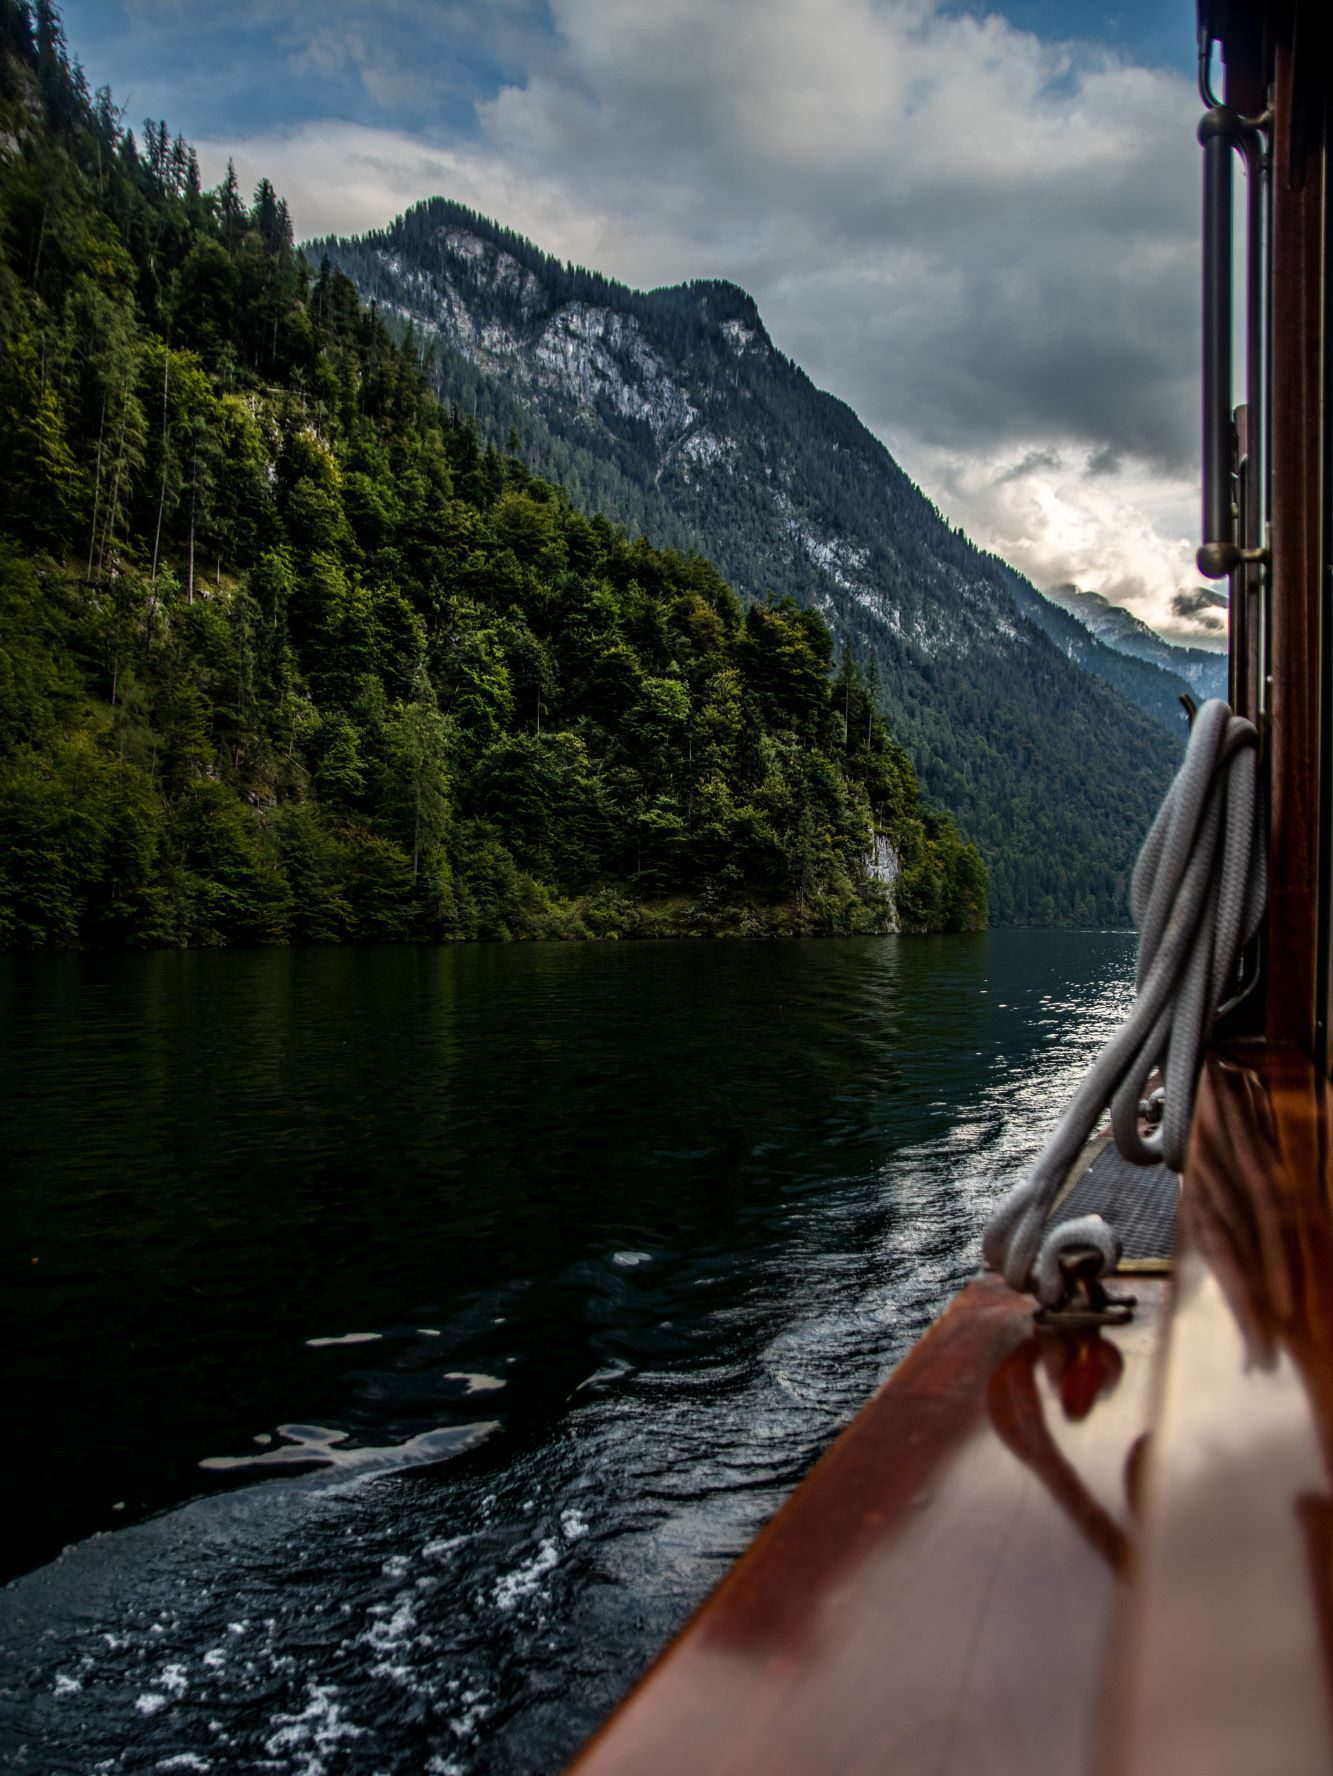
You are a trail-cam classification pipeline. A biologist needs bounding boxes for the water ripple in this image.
[0,931,1136,1773]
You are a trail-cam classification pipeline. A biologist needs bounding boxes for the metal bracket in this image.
[1034,1245,1136,1329]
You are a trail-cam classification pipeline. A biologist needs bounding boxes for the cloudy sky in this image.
[62,0,1221,647]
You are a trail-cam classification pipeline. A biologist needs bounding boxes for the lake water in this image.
[0,931,1136,1773]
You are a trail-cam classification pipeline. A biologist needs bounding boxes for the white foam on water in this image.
[359,1596,416,1655]
[264,1680,364,1774]
[158,1663,189,1698]
[304,1333,383,1348]
[612,1251,652,1267]
[574,1360,632,1393]
[492,1539,560,1612]
[420,1534,471,1559]
[52,1672,81,1695]
[560,1509,589,1541]
[368,1660,414,1685]
[443,1682,492,1744]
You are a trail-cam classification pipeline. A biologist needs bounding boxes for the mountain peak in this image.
[312,200,775,355]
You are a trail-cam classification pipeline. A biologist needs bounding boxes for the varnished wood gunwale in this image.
[566,1274,1165,1776]
[1105,1046,1333,1776]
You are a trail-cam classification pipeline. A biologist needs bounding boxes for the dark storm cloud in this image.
[471,0,1203,479]
[105,0,1205,628]
[1172,588,1228,626]
[991,448,1065,485]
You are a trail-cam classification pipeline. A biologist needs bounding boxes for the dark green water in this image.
[1,932,1135,1773]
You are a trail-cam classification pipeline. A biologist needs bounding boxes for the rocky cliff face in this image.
[310,200,1183,925]
[867,834,901,934]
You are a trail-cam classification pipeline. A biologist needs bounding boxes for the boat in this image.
[561,4,1333,1770]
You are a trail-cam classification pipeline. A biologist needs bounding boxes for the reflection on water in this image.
[197,1420,499,1474]
[0,931,1134,1772]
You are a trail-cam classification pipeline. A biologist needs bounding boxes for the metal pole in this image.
[1198,108,1242,580]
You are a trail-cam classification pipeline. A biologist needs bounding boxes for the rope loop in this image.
[983,700,1265,1308]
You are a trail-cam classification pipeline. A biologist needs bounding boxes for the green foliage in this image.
[0,1,984,950]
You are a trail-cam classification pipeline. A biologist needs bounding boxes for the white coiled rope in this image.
[983,699,1266,1308]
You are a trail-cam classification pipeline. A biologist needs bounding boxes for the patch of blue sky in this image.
[940,0,1198,75]
[57,0,558,145]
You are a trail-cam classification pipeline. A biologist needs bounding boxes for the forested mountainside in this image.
[996,570,1197,738]
[1045,584,1228,703]
[314,199,1186,926]
[0,2,987,951]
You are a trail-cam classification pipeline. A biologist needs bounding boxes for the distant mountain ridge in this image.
[310,198,1185,924]
[1044,584,1228,704]
[996,571,1197,739]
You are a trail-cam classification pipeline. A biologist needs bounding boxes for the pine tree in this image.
[219,158,242,245]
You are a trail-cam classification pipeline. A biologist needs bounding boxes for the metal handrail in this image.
[1196,105,1270,584]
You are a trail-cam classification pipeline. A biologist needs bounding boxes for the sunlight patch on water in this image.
[442,1372,506,1394]
[199,1422,496,1474]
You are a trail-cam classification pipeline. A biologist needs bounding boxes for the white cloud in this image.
[911,440,1219,646]
[195,125,616,258]
[201,0,1211,645]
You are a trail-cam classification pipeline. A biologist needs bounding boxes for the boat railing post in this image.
[1198,107,1243,583]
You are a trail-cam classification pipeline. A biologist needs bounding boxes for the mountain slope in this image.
[313,200,1184,925]
[1044,584,1228,703]
[996,569,1195,737]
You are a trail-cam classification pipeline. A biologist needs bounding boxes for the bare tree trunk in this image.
[98,378,130,580]
[150,350,170,585]
[30,198,48,283]
[86,394,106,582]
[187,436,197,604]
